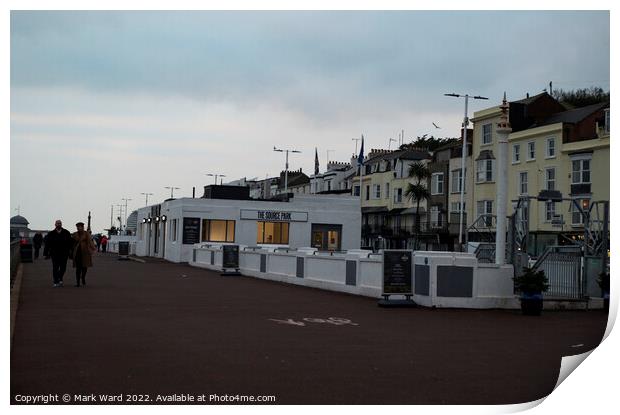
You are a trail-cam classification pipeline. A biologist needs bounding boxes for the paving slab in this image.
[11,252,608,405]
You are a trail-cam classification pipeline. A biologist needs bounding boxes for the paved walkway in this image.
[11,253,608,404]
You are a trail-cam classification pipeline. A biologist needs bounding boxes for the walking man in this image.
[43,220,73,287]
[33,232,43,259]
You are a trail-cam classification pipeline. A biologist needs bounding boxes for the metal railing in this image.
[10,240,21,289]
[474,243,496,263]
[533,246,586,300]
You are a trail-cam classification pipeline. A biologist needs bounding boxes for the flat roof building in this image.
[133,190,361,263]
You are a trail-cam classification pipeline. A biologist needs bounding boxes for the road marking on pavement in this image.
[268,317,359,327]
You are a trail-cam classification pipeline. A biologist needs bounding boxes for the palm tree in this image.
[404,162,430,247]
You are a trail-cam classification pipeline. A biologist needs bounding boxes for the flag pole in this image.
[358,134,364,200]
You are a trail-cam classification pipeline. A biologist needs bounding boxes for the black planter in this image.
[520,292,544,316]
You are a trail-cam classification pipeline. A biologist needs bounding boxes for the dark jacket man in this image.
[33,232,44,259]
[43,220,73,287]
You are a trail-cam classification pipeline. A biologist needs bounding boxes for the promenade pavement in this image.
[11,252,608,404]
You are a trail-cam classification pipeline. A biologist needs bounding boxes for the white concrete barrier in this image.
[188,246,523,308]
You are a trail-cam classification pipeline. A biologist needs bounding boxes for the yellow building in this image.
[469,93,609,256]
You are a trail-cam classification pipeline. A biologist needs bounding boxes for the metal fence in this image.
[533,246,585,300]
[10,240,21,289]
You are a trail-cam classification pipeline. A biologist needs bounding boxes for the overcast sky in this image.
[10,10,610,233]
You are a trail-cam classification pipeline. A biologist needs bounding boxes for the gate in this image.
[533,246,585,300]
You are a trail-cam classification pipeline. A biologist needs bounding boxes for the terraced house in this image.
[356,148,432,249]
[469,92,609,256]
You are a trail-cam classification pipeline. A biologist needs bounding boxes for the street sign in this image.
[182,217,201,244]
[222,245,240,269]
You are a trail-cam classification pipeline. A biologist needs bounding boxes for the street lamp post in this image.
[116,204,124,232]
[273,146,301,195]
[444,92,489,249]
[164,186,180,198]
[206,173,226,185]
[121,198,132,235]
[141,192,154,206]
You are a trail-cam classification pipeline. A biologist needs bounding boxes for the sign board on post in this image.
[182,218,201,245]
[379,250,416,307]
[221,245,241,276]
[118,241,130,261]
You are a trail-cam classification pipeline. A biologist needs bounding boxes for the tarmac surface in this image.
[11,252,608,405]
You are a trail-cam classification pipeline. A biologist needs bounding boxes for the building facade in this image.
[469,92,610,256]
[133,190,361,263]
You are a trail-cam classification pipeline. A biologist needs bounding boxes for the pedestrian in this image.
[100,235,108,253]
[33,232,44,259]
[43,220,73,287]
[71,222,96,287]
[95,235,101,252]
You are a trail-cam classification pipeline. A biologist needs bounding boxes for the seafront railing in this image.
[10,240,21,289]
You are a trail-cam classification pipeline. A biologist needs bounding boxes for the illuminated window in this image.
[201,219,235,242]
[257,222,289,244]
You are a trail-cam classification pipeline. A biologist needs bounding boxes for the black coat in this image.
[33,233,44,248]
[43,228,73,259]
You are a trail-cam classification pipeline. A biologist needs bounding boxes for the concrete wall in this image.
[189,246,520,309]
[107,235,138,255]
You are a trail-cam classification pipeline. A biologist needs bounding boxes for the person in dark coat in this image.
[43,220,73,287]
[33,232,44,259]
[72,222,96,287]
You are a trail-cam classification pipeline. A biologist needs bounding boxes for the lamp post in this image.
[141,192,153,206]
[164,186,180,198]
[121,198,132,235]
[444,92,489,249]
[273,146,301,195]
[206,173,226,185]
[326,150,334,166]
[116,204,124,233]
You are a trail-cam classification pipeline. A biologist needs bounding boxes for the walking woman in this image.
[72,222,96,287]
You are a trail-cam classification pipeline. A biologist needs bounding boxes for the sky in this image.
[9,9,610,233]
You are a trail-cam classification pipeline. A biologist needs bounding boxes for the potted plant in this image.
[513,267,549,316]
[597,272,610,312]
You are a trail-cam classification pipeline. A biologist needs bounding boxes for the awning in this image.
[388,208,406,216]
[401,207,426,215]
[361,206,389,214]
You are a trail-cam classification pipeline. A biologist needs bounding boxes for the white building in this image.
[309,161,355,194]
[133,191,362,263]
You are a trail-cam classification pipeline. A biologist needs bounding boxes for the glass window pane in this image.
[227,221,235,242]
[257,222,264,243]
[209,220,227,241]
[583,171,591,183]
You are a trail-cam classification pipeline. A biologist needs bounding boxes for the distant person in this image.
[71,222,96,287]
[100,235,108,253]
[32,232,43,259]
[95,235,101,252]
[43,220,73,287]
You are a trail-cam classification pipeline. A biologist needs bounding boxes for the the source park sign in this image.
[240,209,308,222]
